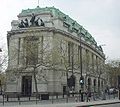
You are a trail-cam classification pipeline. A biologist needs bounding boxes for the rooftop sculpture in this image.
[18,13,45,28]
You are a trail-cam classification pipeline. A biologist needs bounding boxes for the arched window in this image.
[101,80,104,88]
[88,78,91,86]
[98,79,100,87]
[93,79,96,86]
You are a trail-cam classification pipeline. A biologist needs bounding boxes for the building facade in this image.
[6,7,106,96]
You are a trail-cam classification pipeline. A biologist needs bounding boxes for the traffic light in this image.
[79,76,84,85]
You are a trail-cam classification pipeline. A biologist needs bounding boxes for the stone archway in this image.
[98,78,101,94]
[88,78,91,91]
[93,79,96,92]
[101,80,104,90]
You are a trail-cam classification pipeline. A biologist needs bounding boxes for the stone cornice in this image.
[8,27,105,59]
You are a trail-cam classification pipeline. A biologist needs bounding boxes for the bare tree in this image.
[105,60,120,88]
[21,35,53,96]
[6,34,54,97]
[0,48,8,93]
[0,49,8,72]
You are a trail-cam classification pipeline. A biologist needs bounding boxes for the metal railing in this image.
[0,92,118,106]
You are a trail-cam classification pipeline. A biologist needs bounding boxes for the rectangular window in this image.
[68,42,74,67]
[24,36,38,65]
[18,38,21,65]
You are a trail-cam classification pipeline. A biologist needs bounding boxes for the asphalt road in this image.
[93,103,120,107]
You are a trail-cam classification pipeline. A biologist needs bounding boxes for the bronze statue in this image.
[40,19,45,26]
[18,20,25,28]
[24,18,29,27]
[30,13,36,26]
[35,17,40,26]
[18,13,45,28]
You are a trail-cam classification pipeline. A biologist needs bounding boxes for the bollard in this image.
[52,94,54,104]
[38,94,40,100]
[18,95,21,105]
[29,96,30,101]
[2,94,4,106]
[36,94,38,104]
[7,95,9,101]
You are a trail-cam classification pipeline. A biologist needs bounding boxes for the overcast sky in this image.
[0,0,120,60]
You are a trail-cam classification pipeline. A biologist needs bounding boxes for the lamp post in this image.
[79,33,84,102]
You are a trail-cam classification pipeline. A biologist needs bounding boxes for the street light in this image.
[80,36,84,102]
[78,29,84,102]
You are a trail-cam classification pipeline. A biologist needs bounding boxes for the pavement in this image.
[0,99,120,107]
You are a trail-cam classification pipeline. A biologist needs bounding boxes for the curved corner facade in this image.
[6,7,105,96]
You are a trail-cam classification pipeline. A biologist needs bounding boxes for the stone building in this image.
[6,7,105,96]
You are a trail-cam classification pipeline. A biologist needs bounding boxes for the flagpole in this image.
[38,0,39,6]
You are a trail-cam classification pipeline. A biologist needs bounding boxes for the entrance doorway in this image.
[22,76,32,96]
[63,86,67,94]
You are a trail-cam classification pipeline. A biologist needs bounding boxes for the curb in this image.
[76,100,120,107]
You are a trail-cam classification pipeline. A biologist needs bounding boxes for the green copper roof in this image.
[19,6,103,53]
[19,6,64,17]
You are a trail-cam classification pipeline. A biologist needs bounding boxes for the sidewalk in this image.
[0,99,120,107]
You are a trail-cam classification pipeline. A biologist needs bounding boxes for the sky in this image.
[0,0,120,60]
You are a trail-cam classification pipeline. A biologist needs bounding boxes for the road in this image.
[93,103,120,107]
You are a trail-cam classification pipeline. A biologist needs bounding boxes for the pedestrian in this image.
[85,90,88,102]
[88,91,91,101]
